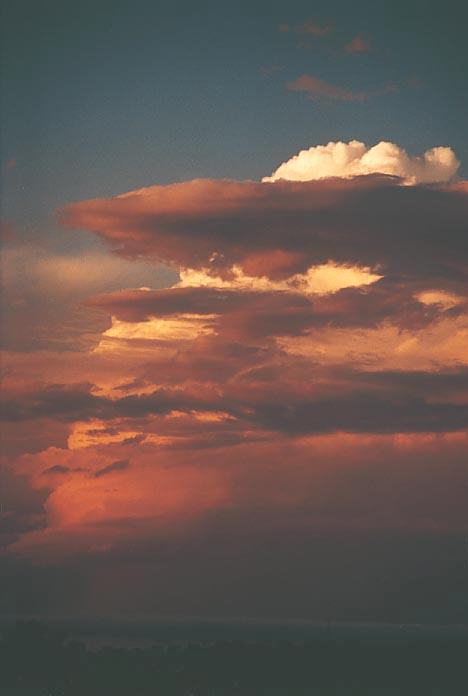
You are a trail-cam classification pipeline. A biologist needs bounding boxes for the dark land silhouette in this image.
[0,620,467,695]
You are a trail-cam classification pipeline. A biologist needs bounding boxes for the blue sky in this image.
[2,0,467,246]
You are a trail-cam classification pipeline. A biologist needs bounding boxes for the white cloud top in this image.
[263,140,459,185]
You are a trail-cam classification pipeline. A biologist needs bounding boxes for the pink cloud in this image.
[287,74,396,101]
[344,34,372,54]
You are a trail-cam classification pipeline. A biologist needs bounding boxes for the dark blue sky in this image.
[2,0,467,244]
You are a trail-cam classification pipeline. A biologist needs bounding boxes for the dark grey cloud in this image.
[2,368,468,436]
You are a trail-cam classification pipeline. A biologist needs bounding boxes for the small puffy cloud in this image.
[344,34,372,54]
[263,140,460,184]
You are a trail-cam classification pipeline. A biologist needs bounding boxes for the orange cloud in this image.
[2,142,468,616]
[6,430,467,562]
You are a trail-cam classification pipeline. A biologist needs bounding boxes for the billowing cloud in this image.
[2,141,468,626]
[263,140,460,184]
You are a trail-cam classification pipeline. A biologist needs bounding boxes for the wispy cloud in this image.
[344,34,372,54]
[279,20,332,37]
[287,74,397,101]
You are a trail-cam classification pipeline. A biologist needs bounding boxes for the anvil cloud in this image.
[2,141,468,621]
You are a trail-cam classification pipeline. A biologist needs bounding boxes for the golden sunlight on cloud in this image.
[68,421,143,449]
[179,262,382,295]
[93,314,216,353]
[417,290,465,309]
[278,315,468,369]
[263,140,460,184]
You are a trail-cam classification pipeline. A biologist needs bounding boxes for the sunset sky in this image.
[1,0,467,624]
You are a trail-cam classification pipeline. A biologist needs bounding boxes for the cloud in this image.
[3,362,468,437]
[0,243,176,351]
[94,458,130,478]
[60,173,468,287]
[43,465,70,475]
[5,431,468,569]
[178,263,381,295]
[286,75,395,101]
[279,20,332,37]
[3,139,468,625]
[86,278,458,337]
[344,34,372,54]
[263,140,460,184]
[0,220,17,241]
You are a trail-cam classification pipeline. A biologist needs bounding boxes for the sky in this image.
[1,0,468,624]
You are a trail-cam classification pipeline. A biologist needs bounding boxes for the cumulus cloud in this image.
[263,140,460,184]
[3,137,468,626]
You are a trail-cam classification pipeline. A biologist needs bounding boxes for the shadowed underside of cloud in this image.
[87,279,465,322]
[2,365,468,435]
[60,174,468,288]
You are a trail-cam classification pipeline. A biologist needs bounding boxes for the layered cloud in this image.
[2,142,467,624]
[60,174,468,289]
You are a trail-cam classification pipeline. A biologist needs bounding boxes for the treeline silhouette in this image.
[0,620,467,695]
